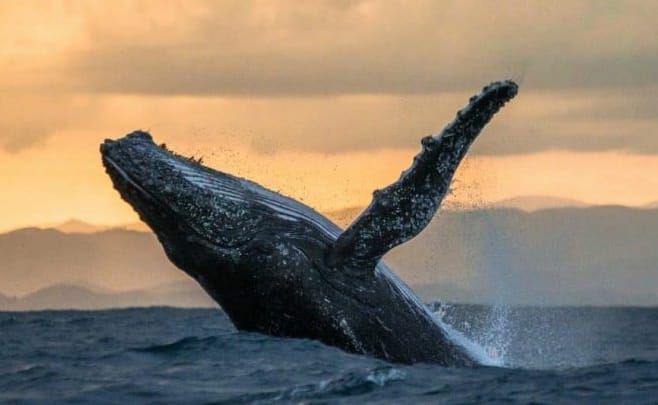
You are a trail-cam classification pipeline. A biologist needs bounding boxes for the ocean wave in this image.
[221,366,406,403]
[0,364,59,386]
[565,358,658,372]
[130,336,223,354]
[0,316,19,327]
[2,307,657,403]
[65,316,96,325]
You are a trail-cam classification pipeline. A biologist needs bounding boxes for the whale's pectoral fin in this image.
[327,81,518,273]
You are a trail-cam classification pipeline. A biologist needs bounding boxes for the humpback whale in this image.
[101,80,517,366]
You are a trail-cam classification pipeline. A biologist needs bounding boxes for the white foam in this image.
[365,368,406,386]
[432,306,502,367]
[376,263,500,366]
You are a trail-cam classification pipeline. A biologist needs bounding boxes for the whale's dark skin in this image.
[101,80,518,366]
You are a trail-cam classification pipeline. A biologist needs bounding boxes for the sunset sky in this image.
[1,1,658,232]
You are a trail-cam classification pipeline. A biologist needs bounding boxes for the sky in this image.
[1,0,658,232]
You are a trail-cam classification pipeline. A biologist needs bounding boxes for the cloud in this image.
[473,128,658,156]
[61,1,658,96]
[85,90,658,156]
[1,1,657,155]
[0,94,103,153]
[0,96,72,152]
[470,87,658,155]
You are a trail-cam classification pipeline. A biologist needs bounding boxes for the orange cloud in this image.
[1,1,657,231]
[3,125,658,232]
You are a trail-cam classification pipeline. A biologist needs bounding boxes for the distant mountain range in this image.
[384,206,658,306]
[642,201,658,209]
[0,282,215,311]
[489,195,587,211]
[0,227,187,296]
[42,219,149,233]
[1,204,657,309]
[34,195,595,233]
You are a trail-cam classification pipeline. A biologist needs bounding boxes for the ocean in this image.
[1,305,656,403]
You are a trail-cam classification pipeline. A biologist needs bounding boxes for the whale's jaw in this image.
[100,130,337,284]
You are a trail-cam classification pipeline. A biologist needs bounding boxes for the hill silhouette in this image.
[383,206,658,306]
[44,219,149,233]
[0,228,186,296]
[1,206,657,308]
[490,195,587,211]
[0,282,214,311]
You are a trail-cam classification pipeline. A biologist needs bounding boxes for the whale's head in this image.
[103,131,255,246]
[101,131,340,323]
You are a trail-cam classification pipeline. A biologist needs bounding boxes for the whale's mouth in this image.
[102,154,151,201]
[101,135,165,214]
[101,147,185,244]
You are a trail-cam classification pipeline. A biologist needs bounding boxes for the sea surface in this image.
[1,305,657,404]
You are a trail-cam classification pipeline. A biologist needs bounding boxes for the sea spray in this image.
[431,303,502,367]
[471,208,516,366]
[479,304,512,366]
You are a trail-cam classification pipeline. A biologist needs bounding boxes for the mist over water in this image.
[425,207,518,367]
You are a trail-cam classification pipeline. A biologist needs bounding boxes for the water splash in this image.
[467,208,515,366]
[365,367,407,386]
[479,304,512,366]
[377,262,501,366]
[432,304,503,367]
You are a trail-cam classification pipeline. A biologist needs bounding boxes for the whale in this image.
[100,80,518,366]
